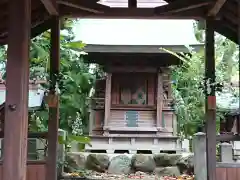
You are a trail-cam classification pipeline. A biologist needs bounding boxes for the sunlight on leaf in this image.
[63,41,86,49]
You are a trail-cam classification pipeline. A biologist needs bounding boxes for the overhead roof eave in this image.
[83,44,204,53]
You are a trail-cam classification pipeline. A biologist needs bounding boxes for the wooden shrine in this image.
[80,19,202,153]
[0,0,239,180]
[88,60,179,153]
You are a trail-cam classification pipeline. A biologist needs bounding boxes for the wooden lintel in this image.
[57,0,109,14]
[40,0,58,15]
[60,6,204,19]
[208,0,226,17]
[106,66,158,73]
[154,0,211,15]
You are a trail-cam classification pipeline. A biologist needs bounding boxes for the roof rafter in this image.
[57,0,110,14]
[208,0,227,16]
[154,0,212,14]
[60,6,205,19]
[40,0,58,15]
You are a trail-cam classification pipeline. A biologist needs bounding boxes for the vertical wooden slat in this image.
[167,70,172,99]
[227,168,237,180]
[95,110,103,129]
[237,167,240,179]
[111,75,119,105]
[104,73,112,128]
[89,108,94,135]
[156,71,163,129]
[0,164,2,179]
[3,0,31,180]
[205,19,216,180]
[172,113,177,136]
[147,74,154,105]
[46,16,60,180]
[37,164,46,180]
[216,168,226,180]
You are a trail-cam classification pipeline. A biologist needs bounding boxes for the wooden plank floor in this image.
[216,168,240,180]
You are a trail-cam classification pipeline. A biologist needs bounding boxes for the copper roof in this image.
[0,0,239,44]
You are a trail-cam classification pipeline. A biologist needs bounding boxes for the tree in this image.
[31,20,97,134]
[169,22,239,138]
[0,19,97,134]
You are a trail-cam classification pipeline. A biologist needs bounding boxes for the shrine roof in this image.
[0,0,238,44]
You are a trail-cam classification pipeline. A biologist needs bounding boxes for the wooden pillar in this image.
[156,70,163,130]
[3,0,31,180]
[167,69,172,99]
[104,73,112,132]
[205,19,216,180]
[46,16,60,180]
[89,102,94,135]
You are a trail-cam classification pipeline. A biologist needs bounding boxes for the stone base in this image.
[67,152,194,176]
[82,135,180,154]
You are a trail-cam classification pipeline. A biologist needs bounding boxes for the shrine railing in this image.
[90,97,105,109]
[163,99,174,109]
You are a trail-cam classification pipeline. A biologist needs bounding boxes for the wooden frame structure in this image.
[84,41,200,153]
[0,0,239,180]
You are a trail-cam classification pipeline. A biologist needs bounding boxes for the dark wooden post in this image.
[205,19,216,180]
[46,16,60,180]
[3,0,31,180]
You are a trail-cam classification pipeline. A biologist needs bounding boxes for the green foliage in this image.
[0,19,97,134]
[166,29,239,138]
[170,49,205,137]
[30,23,95,134]
[58,132,91,153]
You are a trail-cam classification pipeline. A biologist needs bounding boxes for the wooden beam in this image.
[205,19,216,180]
[60,6,205,19]
[0,7,51,45]
[128,0,137,8]
[213,20,237,43]
[3,1,31,180]
[40,0,58,15]
[154,0,211,15]
[57,0,109,13]
[208,0,227,16]
[46,16,60,180]
[106,66,158,73]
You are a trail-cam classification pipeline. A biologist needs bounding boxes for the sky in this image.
[73,19,200,46]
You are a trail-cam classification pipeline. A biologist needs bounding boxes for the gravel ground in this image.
[63,172,194,180]
[85,172,194,180]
